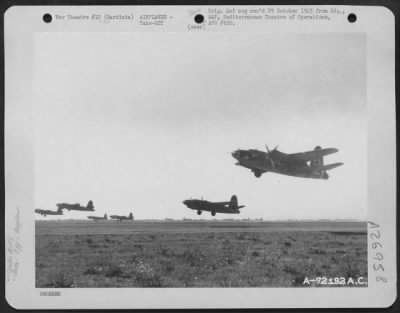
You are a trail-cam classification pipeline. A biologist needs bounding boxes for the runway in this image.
[36,220,367,235]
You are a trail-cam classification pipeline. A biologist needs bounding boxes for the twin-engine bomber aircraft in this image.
[35,207,63,217]
[183,195,245,216]
[56,200,95,212]
[87,213,107,221]
[109,212,134,221]
[232,145,343,179]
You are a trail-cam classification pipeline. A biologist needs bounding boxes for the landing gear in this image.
[254,171,262,178]
[211,211,216,216]
[197,210,202,215]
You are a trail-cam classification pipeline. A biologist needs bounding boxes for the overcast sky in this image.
[32,32,366,220]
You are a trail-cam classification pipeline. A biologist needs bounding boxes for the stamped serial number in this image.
[40,291,61,296]
[302,276,367,286]
[368,221,387,283]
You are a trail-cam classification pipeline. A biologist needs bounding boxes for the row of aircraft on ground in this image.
[88,213,134,221]
[35,145,343,218]
[35,200,134,221]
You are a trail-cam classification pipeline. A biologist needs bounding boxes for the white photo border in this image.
[4,5,396,309]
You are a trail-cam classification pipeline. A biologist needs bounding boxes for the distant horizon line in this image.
[35,218,366,222]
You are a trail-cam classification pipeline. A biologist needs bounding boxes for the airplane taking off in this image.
[56,200,94,212]
[232,145,343,179]
[35,207,63,217]
[87,214,107,221]
[183,195,245,216]
[109,213,134,221]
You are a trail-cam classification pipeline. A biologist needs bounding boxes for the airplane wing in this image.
[212,201,230,206]
[323,162,344,171]
[288,148,339,162]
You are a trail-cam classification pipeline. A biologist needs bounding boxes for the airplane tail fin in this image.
[310,146,324,170]
[229,195,239,211]
[129,213,133,220]
[323,162,344,171]
[104,214,108,219]
[87,200,94,210]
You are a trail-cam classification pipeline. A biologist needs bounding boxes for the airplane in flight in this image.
[35,207,63,217]
[87,213,108,221]
[183,195,245,216]
[232,145,343,179]
[109,212,134,221]
[56,200,94,212]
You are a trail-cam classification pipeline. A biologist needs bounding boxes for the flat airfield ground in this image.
[36,220,367,288]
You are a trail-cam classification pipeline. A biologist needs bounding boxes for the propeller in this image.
[265,144,278,168]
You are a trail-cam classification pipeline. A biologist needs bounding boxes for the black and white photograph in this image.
[32,30,368,288]
[4,5,396,309]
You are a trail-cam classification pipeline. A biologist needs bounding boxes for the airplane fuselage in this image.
[57,203,95,211]
[109,214,133,221]
[232,149,330,179]
[183,199,240,214]
[35,209,63,216]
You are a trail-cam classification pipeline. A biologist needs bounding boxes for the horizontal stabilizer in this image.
[290,148,339,162]
[238,205,245,209]
[323,162,343,171]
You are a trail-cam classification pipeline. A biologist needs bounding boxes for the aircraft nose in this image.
[232,150,240,159]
